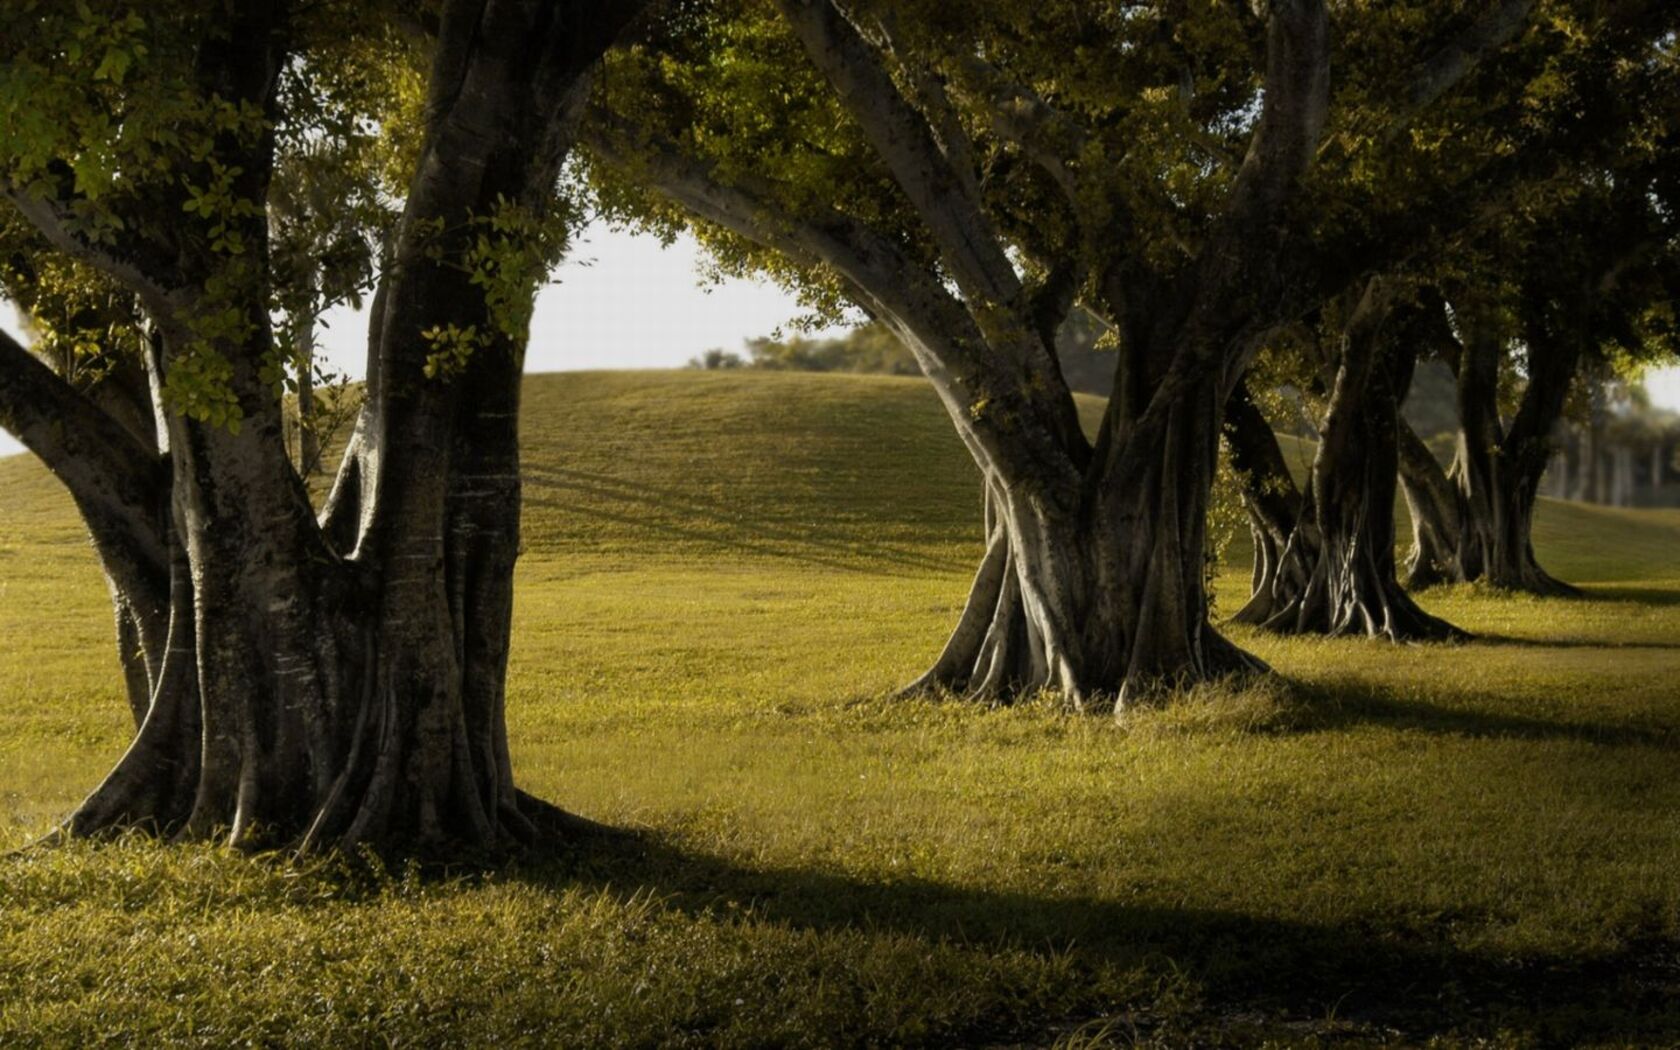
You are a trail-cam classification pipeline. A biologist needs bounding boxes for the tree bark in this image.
[1395,288,1581,596]
[1396,418,1463,589]
[1240,283,1465,641]
[905,382,1265,709]
[1449,311,1581,594]
[1224,380,1308,625]
[3,0,651,856]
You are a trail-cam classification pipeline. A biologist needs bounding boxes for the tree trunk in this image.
[1396,419,1462,589]
[1243,283,1464,641]
[16,0,652,856]
[1394,290,1580,597]
[1445,309,1581,596]
[1224,380,1309,625]
[908,380,1264,709]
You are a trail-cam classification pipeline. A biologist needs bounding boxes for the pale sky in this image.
[2,222,1679,458]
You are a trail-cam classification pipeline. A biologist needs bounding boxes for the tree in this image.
[587,0,1631,706]
[1399,156,1680,594]
[1225,4,1680,614]
[1229,282,1465,640]
[0,0,651,854]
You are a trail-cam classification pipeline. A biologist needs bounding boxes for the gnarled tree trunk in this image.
[1234,283,1464,642]
[909,379,1264,708]
[1397,290,1580,597]
[1,0,649,855]
[1450,313,1581,594]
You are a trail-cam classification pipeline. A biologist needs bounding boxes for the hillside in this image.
[5,369,1675,579]
[4,370,1680,1045]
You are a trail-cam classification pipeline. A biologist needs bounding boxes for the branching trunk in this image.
[1446,315,1580,595]
[1398,290,1580,596]
[1241,283,1465,642]
[906,357,1266,708]
[1224,380,1306,625]
[1,0,652,856]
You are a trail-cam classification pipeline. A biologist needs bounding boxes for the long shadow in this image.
[509,826,1680,1045]
[1279,678,1680,750]
[1575,583,1680,607]
[523,465,970,577]
[1472,632,1680,652]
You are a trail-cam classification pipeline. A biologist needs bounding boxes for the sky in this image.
[2,222,1679,458]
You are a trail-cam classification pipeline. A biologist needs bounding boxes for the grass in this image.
[3,369,1680,1046]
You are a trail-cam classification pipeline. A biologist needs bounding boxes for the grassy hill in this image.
[3,370,1680,1046]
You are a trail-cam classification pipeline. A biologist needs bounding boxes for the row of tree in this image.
[0,0,1675,855]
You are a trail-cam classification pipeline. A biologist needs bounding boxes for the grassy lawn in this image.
[2,371,1679,1046]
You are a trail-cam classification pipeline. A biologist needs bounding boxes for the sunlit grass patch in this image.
[2,372,1680,1045]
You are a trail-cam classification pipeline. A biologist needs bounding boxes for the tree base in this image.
[51,786,608,862]
[1257,575,1470,643]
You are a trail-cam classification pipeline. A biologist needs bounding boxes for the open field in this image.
[2,371,1679,1046]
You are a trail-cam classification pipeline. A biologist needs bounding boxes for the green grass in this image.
[3,370,1680,1047]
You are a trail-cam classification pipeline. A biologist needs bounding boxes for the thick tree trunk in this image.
[908,380,1264,710]
[18,0,653,856]
[1394,289,1579,597]
[1243,285,1464,642]
[1445,313,1580,596]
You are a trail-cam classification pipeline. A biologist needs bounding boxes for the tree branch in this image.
[5,190,190,318]
[773,0,1022,309]
[0,328,169,578]
[1225,378,1302,541]
[1382,0,1533,144]
[871,13,985,211]
[1225,0,1330,227]
[945,51,1087,209]
[585,118,1083,493]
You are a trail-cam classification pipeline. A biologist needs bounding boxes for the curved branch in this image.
[4,191,189,320]
[0,328,169,580]
[773,0,1023,309]
[585,121,1082,496]
[1383,0,1533,144]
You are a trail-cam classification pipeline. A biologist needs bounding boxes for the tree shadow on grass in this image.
[1470,632,1680,651]
[523,465,970,577]
[1278,678,1680,750]
[513,824,1680,1046]
[1573,583,1680,607]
